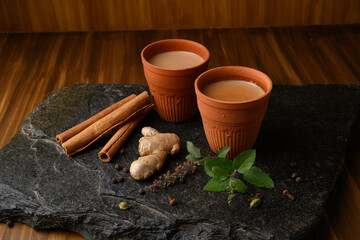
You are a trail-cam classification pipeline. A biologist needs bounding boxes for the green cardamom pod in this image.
[119,201,131,210]
[250,198,261,208]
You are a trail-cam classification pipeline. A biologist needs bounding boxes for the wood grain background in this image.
[1,0,360,32]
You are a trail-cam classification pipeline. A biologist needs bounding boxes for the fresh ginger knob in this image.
[130,127,180,180]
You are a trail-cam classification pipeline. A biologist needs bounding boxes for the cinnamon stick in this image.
[58,91,151,157]
[56,94,136,144]
[98,103,154,162]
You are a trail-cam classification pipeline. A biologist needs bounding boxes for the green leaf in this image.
[231,179,248,193]
[212,166,228,180]
[243,166,274,188]
[203,176,230,192]
[204,165,214,177]
[186,153,199,162]
[201,152,211,158]
[205,157,235,176]
[186,141,201,158]
[217,146,230,157]
[233,149,256,173]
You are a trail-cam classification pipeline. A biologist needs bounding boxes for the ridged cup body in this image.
[141,39,210,122]
[195,66,272,157]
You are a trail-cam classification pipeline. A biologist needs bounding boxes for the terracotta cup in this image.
[194,66,272,157]
[141,39,210,122]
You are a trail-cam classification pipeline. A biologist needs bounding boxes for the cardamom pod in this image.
[250,198,261,208]
[119,202,131,210]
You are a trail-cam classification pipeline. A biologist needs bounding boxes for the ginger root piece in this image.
[130,127,180,180]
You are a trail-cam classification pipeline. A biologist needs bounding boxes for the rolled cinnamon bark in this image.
[56,94,136,144]
[98,103,154,162]
[59,91,151,157]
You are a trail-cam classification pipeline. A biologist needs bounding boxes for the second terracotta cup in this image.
[141,39,210,122]
[195,66,272,157]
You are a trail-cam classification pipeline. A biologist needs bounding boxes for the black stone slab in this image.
[0,84,359,240]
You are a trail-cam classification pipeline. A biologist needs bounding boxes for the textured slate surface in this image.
[0,84,359,240]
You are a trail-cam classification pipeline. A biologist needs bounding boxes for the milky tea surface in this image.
[202,80,265,102]
[148,51,204,70]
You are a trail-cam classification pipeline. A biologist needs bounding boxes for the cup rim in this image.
[141,39,210,72]
[194,66,273,105]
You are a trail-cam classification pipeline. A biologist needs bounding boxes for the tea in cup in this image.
[194,66,272,157]
[141,39,210,122]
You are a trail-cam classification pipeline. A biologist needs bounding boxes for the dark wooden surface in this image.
[0,26,359,239]
[1,0,359,32]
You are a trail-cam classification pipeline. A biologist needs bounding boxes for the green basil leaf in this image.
[205,157,235,175]
[186,141,201,158]
[233,149,256,173]
[203,176,230,192]
[212,166,228,180]
[186,154,199,162]
[231,179,248,193]
[204,164,214,177]
[216,146,230,157]
[201,152,211,158]
[243,166,274,188]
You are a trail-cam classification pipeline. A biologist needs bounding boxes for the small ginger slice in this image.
[130,127,180,180]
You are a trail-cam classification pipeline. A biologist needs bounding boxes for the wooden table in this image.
[0,26,359,240]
